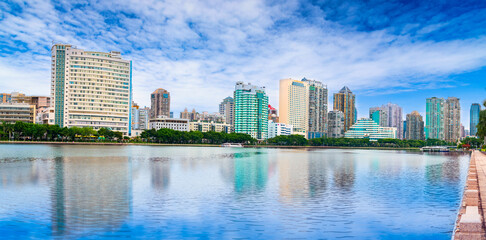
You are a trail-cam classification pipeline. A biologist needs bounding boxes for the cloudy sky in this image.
[1,0,485,129]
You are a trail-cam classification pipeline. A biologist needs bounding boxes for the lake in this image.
[0,144,469,239]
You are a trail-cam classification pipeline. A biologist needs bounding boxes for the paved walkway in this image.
[454,151,486,240]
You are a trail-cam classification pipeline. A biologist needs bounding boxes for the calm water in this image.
[0,144,469,239]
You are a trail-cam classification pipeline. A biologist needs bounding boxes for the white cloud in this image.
[0,0,485,118]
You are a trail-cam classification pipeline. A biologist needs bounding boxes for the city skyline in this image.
[1,0,485,128]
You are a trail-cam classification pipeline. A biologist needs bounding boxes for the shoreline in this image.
[0,140,423,150]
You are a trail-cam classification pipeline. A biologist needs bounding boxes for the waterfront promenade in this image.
[455,151,486,240]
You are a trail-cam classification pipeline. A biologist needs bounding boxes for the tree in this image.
[477,100,486,144]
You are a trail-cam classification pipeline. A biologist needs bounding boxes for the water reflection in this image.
[278,150,310,202]
[149,157,171,191]
[234,151,268,193]
[50,156,132,237]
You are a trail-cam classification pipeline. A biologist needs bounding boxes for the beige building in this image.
[279,78,309,136]
[0,103,36,123]
[189,121,232,133]
[51,44,132,135]
[444,97,461,142]
[333,86,356,132]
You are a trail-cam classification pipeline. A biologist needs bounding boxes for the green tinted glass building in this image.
[234,82,269,140]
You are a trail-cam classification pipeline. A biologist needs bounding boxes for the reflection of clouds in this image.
[51,156,132,237]
[150,157,171,191]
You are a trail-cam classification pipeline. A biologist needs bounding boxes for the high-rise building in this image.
[234,82,269,140]
[333,86,355,132]
[219,96,234,126]
[131,102,140,130]
[268,105,279,122]
[425,97,445,140]
[268,120,293,138]
[444,97,461,142]
[461,124,465,138]
[279,78,308,136]
[471,103,481,136]
[51,44,132,134]
[327,110,344,138]
[150,88,170,119]
[302,78,328,139]
[369,107,388,127]
[405,111,424,140]
[384,103,404,139]
[344,118,397,140]
[0,93,11,103]
[139,107,150,130]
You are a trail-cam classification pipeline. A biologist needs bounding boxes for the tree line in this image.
[140,128,255,144]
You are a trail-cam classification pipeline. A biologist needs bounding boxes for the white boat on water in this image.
[221,143,243,147]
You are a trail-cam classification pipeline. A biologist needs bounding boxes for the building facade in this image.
[51,44,132,135]
[425,97,445,140]
[189,121,232,133]
[150,88,170,119]
[234,82,268,140]
[344,118,397,141]
[405,111,425,140]
[381,103,404,139]
[279,78,308,136]
[444,97,461,142]
[302,78,328,139]
[268,120,293,139]
[149,118,189,131]
[369,107,388,127]
[0,103,36,123]
[333,86,355,132]
[327,110,344,138]
[219,97,234,126]
[471,103,481,136]
[0,93,11,103]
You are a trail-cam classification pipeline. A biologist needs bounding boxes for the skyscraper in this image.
[471,103,481,136]
[333,86,355,132]
[327,110,344,138]
[279,78,308,136]
[381,103,404,139]
[405,111,424,140]
[219,96,234,126]
[234,82,269,140]
[51,44,132,134]
[444,97,461,142]
[150,88,170,118]
[369,107,388,127]
[302,78,328,139]
[425,97,445,140]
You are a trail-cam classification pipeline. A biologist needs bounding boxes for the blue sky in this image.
[0,0,485,129]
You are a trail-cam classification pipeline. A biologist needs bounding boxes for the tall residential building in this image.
[369,107,388,127]
[381,103,404,139]
[0,93,11,103]
[131,102,141,130]
[333,86,355,132]
[150,88,170,119]
[471,103,481,136]
[302,78,328,139]
[279,78,308,136]
[139,107,150,130]
[405,111,425,140]
[219,96,234,126]
[327,110,344,138]
[268,120,293,139]
[444,97,461,142]
[425,97,445,140]
[234,82,269,140]
[344,118,397,141]
[51,44,132,134]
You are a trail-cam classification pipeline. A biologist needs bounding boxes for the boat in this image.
[221,143,243,147]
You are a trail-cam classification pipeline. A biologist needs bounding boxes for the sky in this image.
[0,0,485,129]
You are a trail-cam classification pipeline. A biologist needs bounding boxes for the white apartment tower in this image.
[51,44,132,135]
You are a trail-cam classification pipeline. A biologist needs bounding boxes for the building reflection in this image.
[307,153,328,197]
[233,151,269,193]
[332,154,355,191]
[149,157,171,191]
[51,156,132,236]
[278,150,310,203]
[0,158,49,186]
